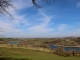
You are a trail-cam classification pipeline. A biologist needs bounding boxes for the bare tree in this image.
[0,0,55,17]
[0,0,15,18]
[32,0,55,8]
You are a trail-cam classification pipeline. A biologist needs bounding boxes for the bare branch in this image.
[32,0,55,8]
[0,0,14,18]
[32,0,41,8]
[0,0,55,18]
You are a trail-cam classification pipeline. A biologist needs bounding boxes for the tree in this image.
[0,0,14,17]
[0,0,55,17]
[32,0,55,8]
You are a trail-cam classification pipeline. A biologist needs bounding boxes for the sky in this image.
[0,0,80,38]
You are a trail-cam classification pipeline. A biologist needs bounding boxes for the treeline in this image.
[53,47,80,57]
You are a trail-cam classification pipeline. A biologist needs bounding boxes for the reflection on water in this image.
[8,41,19,44]
[49,44,80,52]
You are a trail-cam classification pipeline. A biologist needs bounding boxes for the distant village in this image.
[0,37,80,47]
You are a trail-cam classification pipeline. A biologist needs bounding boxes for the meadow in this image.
[0,47,80,60]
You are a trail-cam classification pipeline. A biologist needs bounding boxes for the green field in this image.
[0,47,80,60]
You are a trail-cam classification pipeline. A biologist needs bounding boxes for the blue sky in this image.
[0,0,80,38]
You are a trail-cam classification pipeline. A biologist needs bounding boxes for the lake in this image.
[49,44,80,52]
[8,41,19,44]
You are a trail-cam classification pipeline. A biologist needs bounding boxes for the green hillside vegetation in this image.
[0,48,80,60]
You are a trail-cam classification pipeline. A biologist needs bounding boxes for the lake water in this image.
[49,44,80,52]
[8,41,19,44]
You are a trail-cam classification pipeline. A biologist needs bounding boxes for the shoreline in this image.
[53,44,80,47]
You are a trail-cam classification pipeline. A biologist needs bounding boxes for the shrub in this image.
[53,47,70,57]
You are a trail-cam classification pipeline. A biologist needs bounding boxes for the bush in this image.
[53,47,69,57]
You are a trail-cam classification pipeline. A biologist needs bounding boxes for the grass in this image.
[0,47,80,60]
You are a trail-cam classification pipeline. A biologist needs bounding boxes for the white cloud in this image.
[0,20,21,33]
[0,0,32,35]
[12,0,32,10]
[76,2,80,8]
[58,24,69,31]
[28,11,54,33]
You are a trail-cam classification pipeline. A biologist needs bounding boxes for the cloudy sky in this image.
[0,0,80,38]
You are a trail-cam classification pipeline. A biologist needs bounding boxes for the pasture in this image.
[0,47,80,60]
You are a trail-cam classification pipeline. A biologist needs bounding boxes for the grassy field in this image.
[0,47,80,60]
